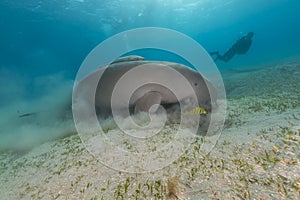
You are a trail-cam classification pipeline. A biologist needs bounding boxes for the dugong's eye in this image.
[194,83,198,86]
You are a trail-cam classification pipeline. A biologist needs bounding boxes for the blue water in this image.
[1,0,299,77]
[0,0,299,151]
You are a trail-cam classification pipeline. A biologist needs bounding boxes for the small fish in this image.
[185,107,207,115]
[19,112,37,118]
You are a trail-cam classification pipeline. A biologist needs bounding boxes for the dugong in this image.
[74,56,217,118]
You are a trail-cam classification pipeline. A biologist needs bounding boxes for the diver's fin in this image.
[209,51,220,61]
[134,91,162,114]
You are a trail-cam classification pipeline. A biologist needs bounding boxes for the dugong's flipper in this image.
[134,91,162,114]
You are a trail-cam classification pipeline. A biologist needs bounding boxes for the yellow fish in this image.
[185,107,207,115]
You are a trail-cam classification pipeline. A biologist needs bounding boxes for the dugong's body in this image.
[76,56,217,118]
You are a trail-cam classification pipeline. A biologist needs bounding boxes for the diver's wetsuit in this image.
[211,32,254,62]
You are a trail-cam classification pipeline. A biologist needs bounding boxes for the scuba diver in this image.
[210,32,254,62]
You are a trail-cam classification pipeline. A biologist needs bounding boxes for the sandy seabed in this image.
[0,61,299,199]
